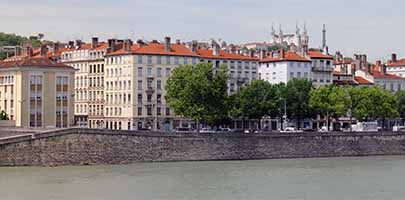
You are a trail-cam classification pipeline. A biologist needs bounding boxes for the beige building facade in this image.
[0,57,75,128]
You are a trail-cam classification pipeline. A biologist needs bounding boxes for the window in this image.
[165,68,171,77]
[147,55,152,65]
[157,67,162,77]
[147,94,152,102]
[137,107,142,115]
[175,57,179,65]
[147,106,152,116]
[157,56,162,64]
[157,94,162,104]
[192,58,197,65]
[147,67,152,76]
[157,80,162,90]
[137,94,143,104]
[138,80,143,90]
[183,57,188,65]
[290,72,294,78]
[157,107,161,116]
[166,107,170,116]
[166,56,171,65]
[138,67,143,77]
[137,55,143,64]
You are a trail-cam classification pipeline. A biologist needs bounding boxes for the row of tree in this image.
[166,63,405,131]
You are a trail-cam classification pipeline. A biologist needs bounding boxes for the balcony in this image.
[312,66,333,72]
[145,87,155,94]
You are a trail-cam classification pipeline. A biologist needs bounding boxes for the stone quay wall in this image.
[1,128,405,166]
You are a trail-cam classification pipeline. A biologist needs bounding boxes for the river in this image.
[1,156,405,200]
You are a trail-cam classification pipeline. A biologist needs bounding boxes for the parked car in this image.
[218,128,232,133]
[393,126,405,132]
[200,128,215,134]
[318,126,328,132]
[173,127,193,133]
[351,122,379,132]
[280,127,301,133]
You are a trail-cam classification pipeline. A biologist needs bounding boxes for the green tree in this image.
[396,90,405,125]
[353,87,399,127]
[309,85,350,130]
[282,78,313,128]
[232,80,280,129]
[165,63,229,132]
[0,110,9,120]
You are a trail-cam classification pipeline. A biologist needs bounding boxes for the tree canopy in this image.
[165,63,229,129]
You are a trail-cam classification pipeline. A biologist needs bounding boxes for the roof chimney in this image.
[40,45,48,57]
[108,39,116,52]
[164,36,171,52]
[53,42,59,54]
[213,42,220,56]
[75,40,82,49]
[279,48,285,58]
[26,46,33,57]
[382,64,387,74]
[91,37,99,49]
[124,39,133,52]
[68,41,74,49]
[391,53,397,63]
[175,39,181,45]
[259,50,266,60]
[191,40,198,53]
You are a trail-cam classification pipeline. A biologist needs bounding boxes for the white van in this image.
[351,122,379,132]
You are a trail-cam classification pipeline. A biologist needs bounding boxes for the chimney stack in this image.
[164,36,171,52]
[279,48,285,58]
[108,39,116,52]
[53,42,60,54]
[391,53,397,63]
[212,42,220,56]
[26,46,33,57]
[40,45,48,57]
[91,37,99,49]
[75,40,82,49]
[191,40,198,53]
[68,41,74,49]
[382,64,387,74]
[175,39,181,45]
[124,39,133,52]
[259,50,266,60]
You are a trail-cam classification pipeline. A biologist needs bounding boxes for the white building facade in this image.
[258,51,312,84]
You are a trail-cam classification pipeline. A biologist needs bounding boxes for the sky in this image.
[0,0,404,60]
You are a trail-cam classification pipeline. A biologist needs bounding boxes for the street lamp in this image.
[280,98,287,131]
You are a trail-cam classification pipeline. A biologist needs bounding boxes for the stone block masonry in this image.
[1,128,405,166]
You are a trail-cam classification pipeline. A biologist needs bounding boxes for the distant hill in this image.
[0,33,44,59]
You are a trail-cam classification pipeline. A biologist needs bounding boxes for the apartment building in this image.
[307,50,334,87]
[0,57,75,128]
[258,50,312,84]
[196,41,259,94]
[386,53,405,78]
[60,38,108,127]
[104,37,199,131]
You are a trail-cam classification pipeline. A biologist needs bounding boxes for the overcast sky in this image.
[1,0,404,60]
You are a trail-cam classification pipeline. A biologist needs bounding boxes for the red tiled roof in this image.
[0,57,73,69]
[371,70,404,79]
[107,43,199,57]
[197,49,258,61]
[387,59,405,67]
[260,51,311,62]
[354,76,373,85]
[307,50,333,59]
[62,42,108,52]
[333,58,353,65]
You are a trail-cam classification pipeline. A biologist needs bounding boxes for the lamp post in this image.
[280,98,287,131]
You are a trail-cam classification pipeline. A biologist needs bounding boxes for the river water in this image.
[1,156,405,200]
